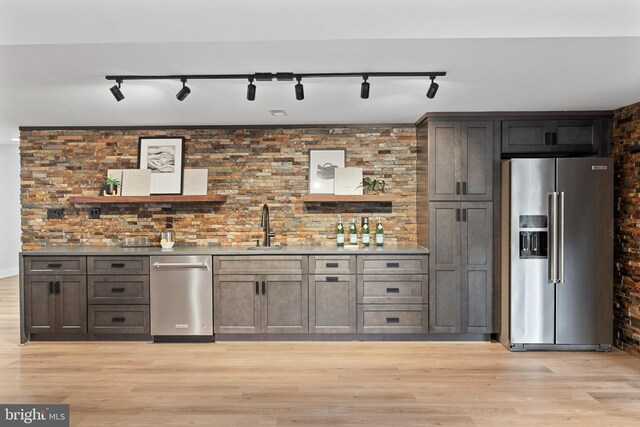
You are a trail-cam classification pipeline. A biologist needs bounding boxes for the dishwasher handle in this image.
[152,262,209,269]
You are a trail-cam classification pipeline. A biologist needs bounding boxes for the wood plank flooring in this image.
[1,275,640,426]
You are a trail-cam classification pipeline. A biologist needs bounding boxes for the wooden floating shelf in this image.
[68,195,227,204]
[301,194,396,203]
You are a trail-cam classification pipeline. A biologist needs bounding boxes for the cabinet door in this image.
[460,121,493,201]
[309,275,356,333]
[428,202,461,333]
[214,275,260,333]
[501,120,550,154]
[24,275,56,333]
[551,119,598,153]
[56,275,87,333]
[428,121,461,201]
[460,202,493,333]
[262,274,308,333]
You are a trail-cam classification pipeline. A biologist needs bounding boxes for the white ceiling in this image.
[1,0,640,144]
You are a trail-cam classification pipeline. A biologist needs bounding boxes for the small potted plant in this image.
[362,177,386,195]
[103,177,121,196]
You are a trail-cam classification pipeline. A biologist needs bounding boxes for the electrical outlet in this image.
[47,208,64,219]
[89,208,101,219]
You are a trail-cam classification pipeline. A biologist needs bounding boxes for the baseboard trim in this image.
[0,267,18,279]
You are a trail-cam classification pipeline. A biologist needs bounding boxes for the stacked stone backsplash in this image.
[612,102,640,357]
[20,126,417,250]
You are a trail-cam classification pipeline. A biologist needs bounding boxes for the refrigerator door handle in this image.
[548,192,558,283]
[558,191,565,283]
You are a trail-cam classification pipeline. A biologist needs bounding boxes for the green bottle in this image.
[375,217,384,246]
[362,218,370,246]
[336,217,345,247]
[349,218,358,245]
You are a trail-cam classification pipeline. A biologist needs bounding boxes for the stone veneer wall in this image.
[20,127,417,250]
[612,102,640,357]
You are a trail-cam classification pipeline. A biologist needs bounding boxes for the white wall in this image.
[0,145,20,278]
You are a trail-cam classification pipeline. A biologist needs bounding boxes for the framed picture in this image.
[308,149,346,194]
[138,137,184,195]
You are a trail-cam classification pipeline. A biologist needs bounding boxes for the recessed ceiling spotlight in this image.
[11,138,20,142]
[269,109,288,117]
[176,78,191,101]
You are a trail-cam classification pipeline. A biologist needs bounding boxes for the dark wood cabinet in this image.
[428,202,493,333]
[428,120,494,201]
[502,118,601,154]
[25,274,87,334]
[214,273,308,334]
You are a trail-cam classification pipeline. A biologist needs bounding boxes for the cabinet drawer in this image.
[88,256,149,275]
[88,305,149,334]
[88,275,149,304]
[214,256,307,275]
[357,275,427,304]
[357,255,427,274]
[309,256,355,274]
[357,304,427,333]
[24,257,86,275]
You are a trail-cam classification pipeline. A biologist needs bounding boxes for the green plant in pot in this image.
[103,177,121,196]
[362,177,386,195]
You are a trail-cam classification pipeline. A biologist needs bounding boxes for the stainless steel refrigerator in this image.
[499,158,613,351]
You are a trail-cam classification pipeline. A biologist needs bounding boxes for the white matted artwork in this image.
[183,169,208,195]
[138,137,184,195]
[334,167,363,195]
[121,169,151,196]
[308,149,346,194]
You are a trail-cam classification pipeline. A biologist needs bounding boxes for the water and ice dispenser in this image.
[519,215,548,259]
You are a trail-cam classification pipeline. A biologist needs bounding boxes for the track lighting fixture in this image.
[295,77,304,101]
[247,77,256,101]
[106,71,446,102]
[426,77,439,99]
[176,78,191,101]
[109,79,124,102]
[360,75,370,99]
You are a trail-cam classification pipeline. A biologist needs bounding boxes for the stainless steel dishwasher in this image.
[150,255,213,342]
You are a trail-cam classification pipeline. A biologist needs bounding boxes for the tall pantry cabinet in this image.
[418,117,498,334]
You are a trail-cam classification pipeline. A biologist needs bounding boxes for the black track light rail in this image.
[105,71,446,82]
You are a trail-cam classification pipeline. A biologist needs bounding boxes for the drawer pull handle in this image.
[255,281,260,295]
[325,263,339,268]
[47,263,62,269]
[386,287,400,293]
[111,263,125,268]
[111,317,126,322]
[54,281,60,294]
[49,281,54,294]
[326,276,339,282]
[111,287,126,293]
[386,262,400,268]
[386,317,400,324]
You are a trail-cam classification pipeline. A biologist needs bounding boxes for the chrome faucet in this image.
[261,204,276,247]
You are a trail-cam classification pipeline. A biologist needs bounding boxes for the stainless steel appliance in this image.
[499,158,613,351]
[150,255,213,342]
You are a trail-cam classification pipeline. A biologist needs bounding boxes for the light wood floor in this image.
[1,276,640,426]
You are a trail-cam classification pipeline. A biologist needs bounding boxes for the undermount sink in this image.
[246,246,283,251]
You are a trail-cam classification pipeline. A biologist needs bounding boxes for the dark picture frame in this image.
[308,148,346,194]
[138,136,185,195]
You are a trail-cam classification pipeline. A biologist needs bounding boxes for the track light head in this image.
[176,78,191,101]
[247,77,256,101]
[110,79,124,102]
[426,77,439,99]
[361,75,370,99]
[295,77,304,101]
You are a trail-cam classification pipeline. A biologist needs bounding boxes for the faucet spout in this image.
[261,204,275,247]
